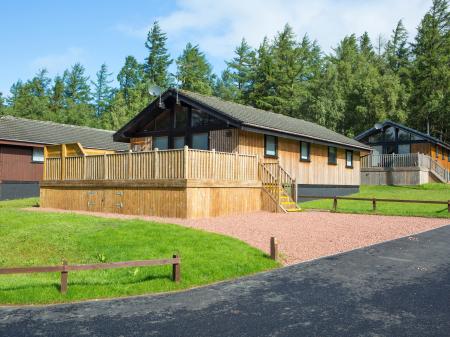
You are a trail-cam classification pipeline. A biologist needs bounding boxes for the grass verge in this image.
[0,198,278,305]
[300,184,450,218]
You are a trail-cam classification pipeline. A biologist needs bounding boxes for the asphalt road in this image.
[1,225,450,337]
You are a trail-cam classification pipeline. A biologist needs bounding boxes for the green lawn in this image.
[0,198,278,305]
[300,184,450,218]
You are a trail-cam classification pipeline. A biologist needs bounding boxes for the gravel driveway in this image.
[28,208,449,265]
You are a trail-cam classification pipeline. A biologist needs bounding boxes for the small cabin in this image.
[356,121,450,184]
[40,89,370,218]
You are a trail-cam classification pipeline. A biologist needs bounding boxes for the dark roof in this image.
[0,116,128,151]
[115,89,370,151]
[355,120,450,150]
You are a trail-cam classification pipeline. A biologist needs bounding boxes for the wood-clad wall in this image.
[237,130,361,185]
[411,142,450,170]
[210,129,238,152]
[40,180,263,219]
[0,145,43,182]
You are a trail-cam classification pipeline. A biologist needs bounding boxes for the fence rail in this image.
[0,255,181,294]
[361,152,450,182]
[44,146,259,182]
[298,195,450,212]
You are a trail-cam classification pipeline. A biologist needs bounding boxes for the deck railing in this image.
[44,146,259,182]
[361,152,449,182]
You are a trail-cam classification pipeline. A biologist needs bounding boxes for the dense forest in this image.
[0,0,449,141]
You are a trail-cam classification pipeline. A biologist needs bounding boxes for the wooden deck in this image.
[40,146,283,218]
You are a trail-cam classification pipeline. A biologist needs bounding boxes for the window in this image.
[191,109,210,128]
[398,144,411,154]
[436,145,439,159]
[173,136,185,149]
[442,148,445,160]
[32,148,44,163]
[397,129,411,141]
[192,133,209,150]
[384,127,395,142]
[328,146,337,165]
[153,136,169,150]
[264,135,277,157]
[174,106,188,129]
[300,142,310,161]
[144,109,171,131]
[345,150,353,168]
[368,132,384,143]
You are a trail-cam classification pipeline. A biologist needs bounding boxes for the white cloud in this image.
[116,0,431,69]
[30,47,86,74]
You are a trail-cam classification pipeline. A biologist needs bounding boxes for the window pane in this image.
[265,136,277,156]
[32,148,44,162]
[145,109,171,131]
[300,142,309,160]
[397,129,411,141]
[191,109,209,128]
[346,150,353,167]
[328,146,337,164]
[153,136,169,150]
[173,136,185,149]
[192,133,209,150]
[398,144,410,154]
[384,127,395,142]
[368,132,384,143]
[174,106,188,129]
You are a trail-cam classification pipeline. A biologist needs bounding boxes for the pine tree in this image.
[0,92,5,116]
[117,56,144,106]
[222,38,256,102]
[63,63,91,104]
[50,76,65,115]
[92,63,114,117]
[409,0,450,140]
[176,43,214,94]
[144,21,172,88]
[62,63,94,125]
[385,20,410,72]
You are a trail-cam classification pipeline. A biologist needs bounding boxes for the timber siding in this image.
[237,130,360,185]
[0,145,43,182]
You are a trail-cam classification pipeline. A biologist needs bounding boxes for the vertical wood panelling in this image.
[0,145,43,181]
[210,129,238,152]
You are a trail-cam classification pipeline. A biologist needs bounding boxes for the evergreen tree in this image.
[0,92,5,116]
[385,20,410,73]
[409,0,450,140]
[62,63,94,125]
[92,63,113,117]
[144,21,172,88]
[117,56,144,106]
[176,43,214,94]
[50,76,65,116]
[222,38,256,102]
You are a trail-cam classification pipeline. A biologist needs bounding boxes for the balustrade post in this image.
[211,149,216,179]
[154,148,160,179]
[183,146,189,179]
[103,154,108,180]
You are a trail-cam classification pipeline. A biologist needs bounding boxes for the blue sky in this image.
[1,0,431,97]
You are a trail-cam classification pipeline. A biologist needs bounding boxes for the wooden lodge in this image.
[41,89,370,218]
[356,121,450,185]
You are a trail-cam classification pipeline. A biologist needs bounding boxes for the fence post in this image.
[60,259,68,294]
[270,237,279,261]
[448,200,450,213]
[128,151,132,179]
[235,152,239,180]
[82,155,87,180]
[154,148,159,179]
[61,144,67,180]
[212,148,216,179]
[333,197,337,211]
[372,198,376,211]
[103,154,108,180]
[172,254,180,282]
[183,146,189,179]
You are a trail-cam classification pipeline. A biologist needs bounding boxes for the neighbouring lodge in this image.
[0,116,128,200]
[356,120,450,185]
[40,89,370,218]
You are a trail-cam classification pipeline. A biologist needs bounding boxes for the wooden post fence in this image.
[333,196,337,211]
[372,198,377,211]
[0,255,181,294]
[270,237,279,261]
